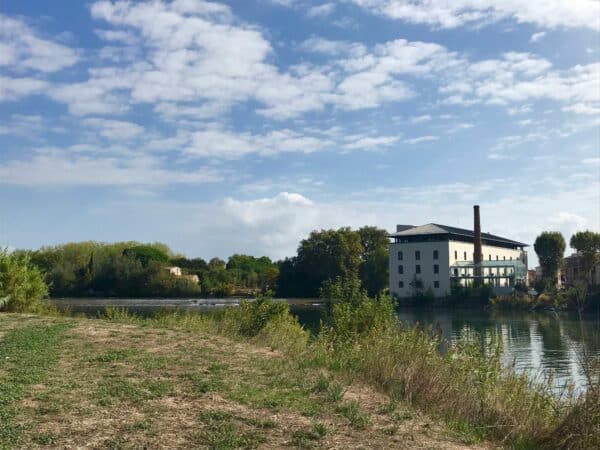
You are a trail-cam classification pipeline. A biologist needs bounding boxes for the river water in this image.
[53,297,599,394]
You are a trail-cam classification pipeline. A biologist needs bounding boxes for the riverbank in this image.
[1,313,490,449]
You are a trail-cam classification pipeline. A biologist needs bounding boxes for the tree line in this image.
[11,226,390,299]
[534,230,600,288]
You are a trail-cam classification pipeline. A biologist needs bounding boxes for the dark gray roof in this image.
[389,223,528,247]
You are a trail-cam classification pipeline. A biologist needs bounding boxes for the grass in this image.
[0,321,71,448]
[0,312,474,449]
[291,422,328,448]
[2,290,598,449]
[335,400,372,429]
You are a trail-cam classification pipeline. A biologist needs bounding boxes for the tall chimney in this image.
[473,205,482,285]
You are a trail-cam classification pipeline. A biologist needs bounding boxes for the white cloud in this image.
[404,135,438,144]
[410,114,431,123]
[300,37,366,56]
[184,128,333,158]
[0,14,78,72]
[0,149,222,186]
[307,3,336,17]
[343,135,401,150]
[530,31,547,42]
[582,157,600,166]
[349,0,600,30]
[83,117,145,140]
[0,76,47,101]
[441,54,600,114]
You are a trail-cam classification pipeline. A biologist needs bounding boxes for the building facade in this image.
[563,253,600,287]
[389,208,528,299]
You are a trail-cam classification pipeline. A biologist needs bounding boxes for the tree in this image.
[296,228,363,297]
[208,257,226,271]
[570,231,600,284]
[357,226,389,296]
[123,245,170,267]
[0,249,49,312]
[534,232,566,286]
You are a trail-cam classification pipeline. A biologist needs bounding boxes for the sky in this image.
[0,0,599,264]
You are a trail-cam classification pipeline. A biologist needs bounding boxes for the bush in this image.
[490,292,532,309]
[313,278,576,446]
[0,249,49,313]
[320,277,396,343]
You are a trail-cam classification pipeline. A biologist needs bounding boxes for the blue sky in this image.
[0,0,599,263]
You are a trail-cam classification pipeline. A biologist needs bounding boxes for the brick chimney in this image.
[473,205,482,285]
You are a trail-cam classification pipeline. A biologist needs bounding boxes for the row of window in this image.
[452,250,514,261]
[453,268,514,276]
[397,250,438,261]
[398,250,515,262]
[398,264,439,274]
[398,280,440,288]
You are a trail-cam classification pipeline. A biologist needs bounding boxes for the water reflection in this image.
[394,308,599,393]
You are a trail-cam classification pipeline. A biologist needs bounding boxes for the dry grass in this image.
[0,314,491,449]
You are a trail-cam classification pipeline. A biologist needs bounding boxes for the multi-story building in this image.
[389,206,528,299]
[563,253,600,287]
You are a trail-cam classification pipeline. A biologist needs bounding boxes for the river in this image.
[53,297,599,394]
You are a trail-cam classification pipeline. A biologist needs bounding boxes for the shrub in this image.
[314,278,573,445]
[490,292,532,309]
[0,249,49,313]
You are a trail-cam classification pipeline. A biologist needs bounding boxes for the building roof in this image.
[389,223,528,247]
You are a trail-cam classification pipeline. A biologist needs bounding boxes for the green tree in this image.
[357,226,389,296]
[534,232,566,286]
[0,249,49,312]
[208,257,226,271]
[296,228,363,297]
[570,231,600,284]
[123,245,170,267]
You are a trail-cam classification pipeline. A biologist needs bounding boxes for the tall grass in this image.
[88,288,598,449]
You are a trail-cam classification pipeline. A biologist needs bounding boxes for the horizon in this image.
[1,1,599,267]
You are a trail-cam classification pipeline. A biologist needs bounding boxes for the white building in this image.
[164,266,182,277]
[389,206,528,299]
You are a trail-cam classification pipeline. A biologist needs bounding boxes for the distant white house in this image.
[164,266,182,277]
[163,266,200,285]
[389,206,528,299]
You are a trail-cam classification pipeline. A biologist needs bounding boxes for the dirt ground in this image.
[0,314,493,449]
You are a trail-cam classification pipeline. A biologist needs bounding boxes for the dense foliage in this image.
[534,231,566,284]
[19,242,200,298]
[18,241,282,298]
[0,249,48,312]
[277,227,389,298]
[570,230,600,284]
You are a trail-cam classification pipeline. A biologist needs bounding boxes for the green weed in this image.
[335,400,371,429]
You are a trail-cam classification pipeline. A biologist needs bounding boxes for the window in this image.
[434,264,439,274]
[464,251,467,260]
[415,250,421,260]
[503,256,506,261]
[510,256,513,260]
[454,250,458,260]
[416,264,421,274]
[434,281,440,288]
[399,281,404,288]
[489,254,492,261]
[398,265,403,274]
[433,250,439,260]
[398,251,403,261]
[453,268,458,276]
[496,255,499,260]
